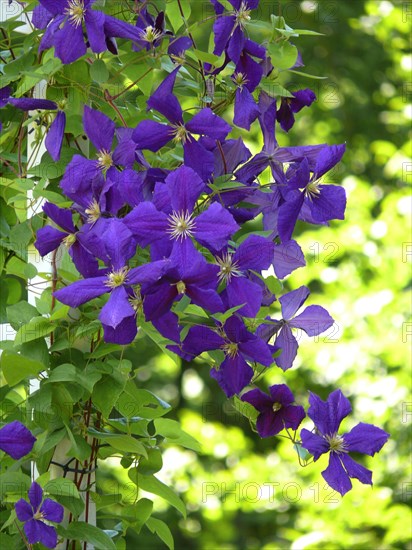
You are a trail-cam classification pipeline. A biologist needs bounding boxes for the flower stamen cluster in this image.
[105,267,130,288]
[64,0,86,27]
[167,211,196,240]
[216,253,242,283]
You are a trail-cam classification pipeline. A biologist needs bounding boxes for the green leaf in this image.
[233,395,259,423]
[188,49,221,65]
[65,427,92,461]
[288,69,328,80]
[45,477,80,499]
[116,383,171,420]
[137,447,163,475]
[6,301,38,331]
[260,79,294,98]
[0,472,31,500]
[128,498,153,533]
[87,429,148,458]
[129,471,186,517]
[90,58,109,83]
[154,418,202,452]
[166,0,191,32]
[146,517,174,550]
[14,316,55,345]
[0,351,44,386]
[47,363,101,394]
[267,42,298,70]
[57,522,116,550]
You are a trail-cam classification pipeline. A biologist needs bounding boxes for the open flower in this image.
[300,390,389,496]
[0,421,36,459]
[241,384,305,437]
[15,482,64,549]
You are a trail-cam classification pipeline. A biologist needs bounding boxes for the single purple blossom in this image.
[132,68,231,181]
[277,146,346,241]
[15,482,64,549]
[241,384,305,437]
[300,390,389,496]
[175,315,273,397]
[124,165,239,259]
[258,285,334,371]
[0,421,36,459]
[54,219,168,344]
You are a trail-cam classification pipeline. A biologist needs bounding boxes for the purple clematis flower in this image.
[4,96,65,161]
[212,0,260,65]
[15,482,64,549]
[300,390,389,496]
[241,384,305,437]
[217,234,274,317]
[132,68,231,180]
[0,421,36,459]
[54,219,168,344]
[258,285,334,371]
[277,88,316,132]
[124,165,239,259]
[133,8,170,51]
[176,315,273,397]
[277,145,347,241]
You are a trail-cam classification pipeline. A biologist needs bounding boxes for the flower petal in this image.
[102,315,137,345]
[272,239,305,279]
[241,387,273,412]
[213,15,236,56]
[289,305,334,336]
[147,67,183,123]
[308,185,346,222]
[307,389,352,437]
[0,421,36,459]
[343,423,390,456]
[340,454,373,486]
[132,120,173,151]
[34,226,67,257]
[24,519,43,545]
[322,453,351,496]
[124,201,168,247]
[28,482,43,510]
[85,9,107,54]
[300,429,329,461]
[183,138,215,182]
[233,87,260,130]
[45,111,66,161]
[166,165,205,213]
[195,203,239,252]
[279,285,310,320]
[281,404,306,430]
[256,409,285,437]
[15,499,33,522]
[40,498,64,523]
[234,235,274,272]
[274,324,298,371]
[54,277,107,307]
[226,276,263,318]
[100,286,135,330]
[186,108,231,140]
[210,355,254,397]
[54,22,87,64]
[83,106,115,153]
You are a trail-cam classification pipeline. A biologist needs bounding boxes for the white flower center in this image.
[171,123,190,144]
[236,1,251,27]
[65,0,86,27]
[305,179,321,200]
[221,342,239,358]
[325,433,348,454]
[62,233,76,248]
[105,266,130,289]
[84,198,101,224]
[140,25,163,44]
[167,210,196,240]
[272,402,282,412]
[216,253,242,283]
[97,149,113,171]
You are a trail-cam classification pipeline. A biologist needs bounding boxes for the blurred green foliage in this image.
[97,1,410,548]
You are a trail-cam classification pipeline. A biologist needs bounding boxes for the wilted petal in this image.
[322,453,351,496]
[300,428,329,460]
[290,305,334,336]
[343,423,389,456]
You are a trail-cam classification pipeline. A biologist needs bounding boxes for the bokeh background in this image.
[97,0,411,547]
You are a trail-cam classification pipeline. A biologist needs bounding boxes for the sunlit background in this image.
[96,1,412,548]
